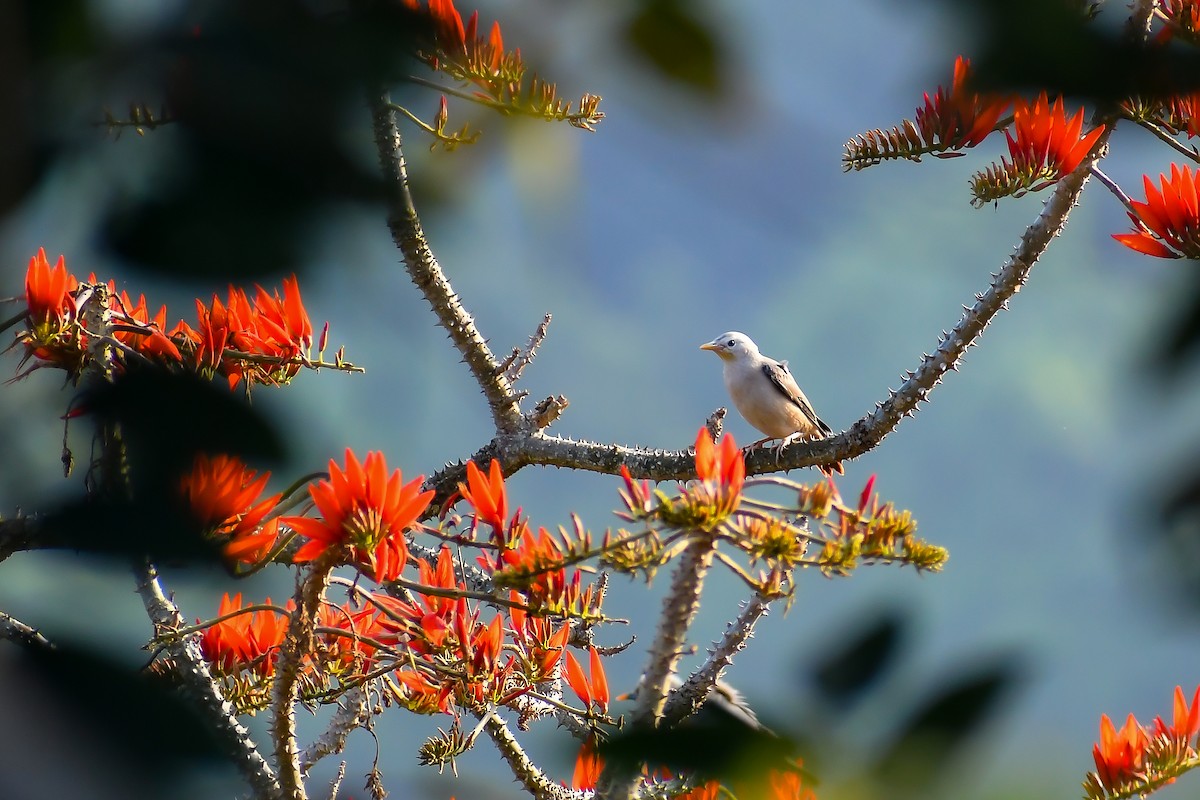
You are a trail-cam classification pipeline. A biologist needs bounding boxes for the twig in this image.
[0,610,53,649]
[300,686,369,773]
[1089,166,1140,218]
[326,762,346,800]
[1134,117,1200,163]
[477,709,575,800]
[506,314,553,384]
[272,553,339,800]
[661,595,770,727]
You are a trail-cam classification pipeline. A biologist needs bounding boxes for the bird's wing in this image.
[761,360,833,436]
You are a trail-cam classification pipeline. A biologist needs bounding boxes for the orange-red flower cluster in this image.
[970,93,1104,206]
[179,453,281,564]
[404,0,509,84]
[198,592,290,680]
[843,56,1008,170]
[373,550,516,709]
[570,741,815,800]
[1086,684,1200,799]
[1161,0,1200,39]
[915,56,1008,152]
[457,458,600,616]
[286,449,433,582]
[18,249,322,387]
[508,596,571,683]
[20,249,182,374]
[195,592,393,711]
[401,0,602,133]
[315,601,386,676]
[458,459,511,540]
[185,278,313,388]
[1112,164,1200,259]
[563,646,610,715]
[691,428,745,522]
[24,248,75,329]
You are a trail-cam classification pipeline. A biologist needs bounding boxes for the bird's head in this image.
[700,331,759,362]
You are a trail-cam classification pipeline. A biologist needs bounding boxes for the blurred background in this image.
[2,0,1200,798]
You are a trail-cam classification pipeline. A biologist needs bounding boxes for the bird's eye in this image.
[726,339,735,347]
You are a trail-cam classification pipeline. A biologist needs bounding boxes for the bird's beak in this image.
[699,341,721,352]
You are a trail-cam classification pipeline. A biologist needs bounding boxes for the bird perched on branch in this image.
[700,331,843,474]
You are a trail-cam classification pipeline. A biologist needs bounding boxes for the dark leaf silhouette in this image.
[624,0,725,97]
[872,657,1023,791]
[811,611,906,708]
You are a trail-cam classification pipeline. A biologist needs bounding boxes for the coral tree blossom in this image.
[692,428,745,520]
[1112,164,1200,259]
[179,453,281,564]
[286,450,433,582]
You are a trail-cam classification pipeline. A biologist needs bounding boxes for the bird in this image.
[619,672,769,730]
[700,331,843,474]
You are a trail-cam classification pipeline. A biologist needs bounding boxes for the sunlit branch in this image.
[369,89,525,435]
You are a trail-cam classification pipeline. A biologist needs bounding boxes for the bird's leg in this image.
[772,433,802,464]
[745,436,774,451]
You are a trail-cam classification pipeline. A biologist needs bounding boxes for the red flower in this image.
[392,668,452,715]
[24,248,75,326]
[315,602,385,674]
[563,646,609,714]
[767,761,818,800]
[692,427,745,519]
[110,290,182,363]
[1091,713,1150,794]
[695,428,744,491]
[1008,94,1103,178]
[1113,164,1200,259]
[915,56,1008,151]
[971,93,1104,205]
[179,453,281,565]
[1153,684,1200,741]
[485,525,592,614]
[571,736,603,791]
[20,249,85,371]
[183,277,313,388]
[458,458,508,533]
[198,592,290,679]
[509,603,570,681]
[285,450,433,582]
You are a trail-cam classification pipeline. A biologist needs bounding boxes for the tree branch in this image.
[418,116,1116,503]
[369,87,525,435]
[660,594,770,727]
[0,610,54,650]
[299,686,368,773]
[134,562,284,800]
[478,710,575,800]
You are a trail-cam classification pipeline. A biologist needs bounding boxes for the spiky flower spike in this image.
[402,0,603,135]
[1083,684,1200,799]
[969,93,1104,207]
[843,56,1008,171]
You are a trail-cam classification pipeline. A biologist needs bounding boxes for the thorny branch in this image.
[135,562,284,800]
[403,103,1116,507]
[370,88,525,435]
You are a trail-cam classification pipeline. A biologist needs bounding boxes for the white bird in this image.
[700,331,843,474]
